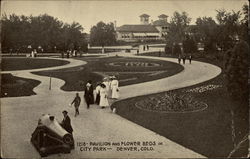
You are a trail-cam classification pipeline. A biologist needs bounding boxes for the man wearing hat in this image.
[61,110,73,134]
[70,93,81,117]
[84,80,94,109]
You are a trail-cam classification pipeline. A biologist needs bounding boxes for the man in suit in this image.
[71,93,81,117]
[61,110,73,135]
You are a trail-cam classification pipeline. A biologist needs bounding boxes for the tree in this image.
[215,9,241,51]
[239,3,249,42]
[195,17,217,52]
[165,11,191,54]
[183,34,197,54]
[166,11,191,44]
[224,40,249,101]
[224,40,249,158]
[1,14,87,53]
[90,21,116,46]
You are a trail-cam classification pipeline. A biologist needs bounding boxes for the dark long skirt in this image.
[95,93,100,105]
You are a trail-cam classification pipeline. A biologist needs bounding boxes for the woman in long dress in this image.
[102,77,111,98]
[95,82,101,105]
[99,84,109,108]
[111,76,119,99]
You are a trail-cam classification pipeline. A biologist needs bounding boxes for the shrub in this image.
[183,36,197,53]
[173,44,182,55]
[224,40,249,101]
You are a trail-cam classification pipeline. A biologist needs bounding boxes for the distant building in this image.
[116,14,169,42]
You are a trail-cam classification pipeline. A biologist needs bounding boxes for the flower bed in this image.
[135,91,207,113]
[185,84,222,93]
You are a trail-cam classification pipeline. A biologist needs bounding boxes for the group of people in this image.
[61,50,81,58]
[70,76,120,117]
[27,49,38,57]
[60,76,120,136]
[178,54,192,64]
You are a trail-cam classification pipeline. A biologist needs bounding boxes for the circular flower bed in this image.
[135,91,208,113]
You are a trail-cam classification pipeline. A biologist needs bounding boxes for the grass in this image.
[1,73,41,97]
[112,53,249,157]
[34,56,183,91]
[1,58,69,71]
[1,57,69,97]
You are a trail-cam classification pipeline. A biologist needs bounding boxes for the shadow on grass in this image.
[1,74,41,98]
[1,57,70,71]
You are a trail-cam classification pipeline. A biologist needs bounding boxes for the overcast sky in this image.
[1,0,247,33]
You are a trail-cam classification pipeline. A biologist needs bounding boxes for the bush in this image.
[224,40,249,101]
[183,36,197,53]
[173,44,182,55]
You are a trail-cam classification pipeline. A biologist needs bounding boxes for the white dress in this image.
[103,81,111,97]
[111,79,119,99]
[99,87,109,107]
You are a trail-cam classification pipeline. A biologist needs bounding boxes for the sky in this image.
[1,0,248,33]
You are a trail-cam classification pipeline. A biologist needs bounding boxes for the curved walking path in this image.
[1,53,221,158]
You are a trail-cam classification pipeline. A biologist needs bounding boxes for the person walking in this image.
[95,82,101,105]
[66,50,70,58]
[189,54,192,64]
[178,54,181,64]
[182,55,186,64]
[84,81,94,109]
[60,110,73,135]
[102,77,111,98]
[99,84,109,108]
[111,76,119,99]
[34,49,37,57]
[70,93,81,117]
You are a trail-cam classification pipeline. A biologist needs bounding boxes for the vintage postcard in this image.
[1,0,249,158]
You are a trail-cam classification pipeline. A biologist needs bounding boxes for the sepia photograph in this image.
[0,0,249,158]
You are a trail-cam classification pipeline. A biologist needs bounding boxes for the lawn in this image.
[34,56,184,91]
[1,57,69,71]
[1,73,41,97]
[1,57,70,97]
[112,53,249,157]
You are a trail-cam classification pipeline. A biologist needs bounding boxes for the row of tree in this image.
[166,4,248,54]
[1,4,248,53]
[1,14,88,53]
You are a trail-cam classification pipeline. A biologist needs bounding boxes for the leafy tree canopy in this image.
[1,13,87,53]
[90,21,116,46]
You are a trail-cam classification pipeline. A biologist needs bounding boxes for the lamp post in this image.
[49,74,52,90]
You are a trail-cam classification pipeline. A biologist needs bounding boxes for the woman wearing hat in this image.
[102,77,111,98]
[99,83,109,108]
[111,76,119,99]
[95,82,101,105]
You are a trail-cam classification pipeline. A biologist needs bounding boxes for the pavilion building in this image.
[116,14,169,42]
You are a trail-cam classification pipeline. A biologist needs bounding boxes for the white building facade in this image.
[116,14,169,42]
